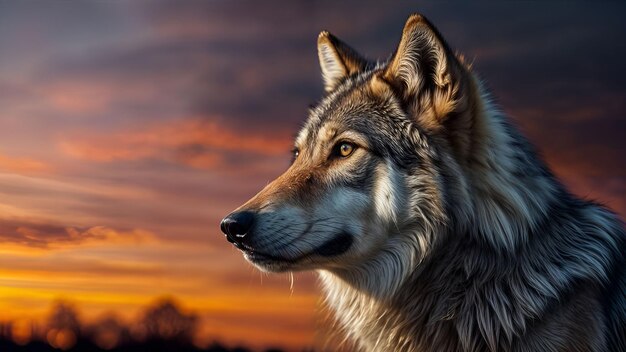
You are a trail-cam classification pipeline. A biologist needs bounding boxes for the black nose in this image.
[220,211,255,246]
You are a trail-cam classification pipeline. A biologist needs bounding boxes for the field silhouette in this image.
[0,299,290,352]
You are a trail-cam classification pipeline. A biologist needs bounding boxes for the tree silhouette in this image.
[0,298,286,352]
[139,298,198,345]
[88,313,130,350]
[47,301,80,332]
[45,301,81,350]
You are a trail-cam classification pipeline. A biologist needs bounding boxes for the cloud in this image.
[41,79,149,115]
[0,217,156,249]
[59,118,293,170]
[0,152,51,175]
[144,0,405,42]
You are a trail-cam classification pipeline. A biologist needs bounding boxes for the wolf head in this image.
[220,14,479,276]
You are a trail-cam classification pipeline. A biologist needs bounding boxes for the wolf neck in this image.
[457,82,559,252]
[317,84,622,351]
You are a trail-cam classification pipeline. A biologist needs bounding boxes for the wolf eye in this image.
[334,142,356,158]
[291,148,300,163]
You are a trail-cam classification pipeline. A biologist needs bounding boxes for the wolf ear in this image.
[383,14,471,128]
[318,31,368,92]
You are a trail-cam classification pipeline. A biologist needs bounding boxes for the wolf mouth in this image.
[314,232,353,257]
[242,232,353,265]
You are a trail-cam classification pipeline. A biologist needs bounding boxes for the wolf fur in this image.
[221,14,626,351]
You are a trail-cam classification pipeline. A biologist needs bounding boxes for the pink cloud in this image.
[59,118,293,169]
[0,152,51,175]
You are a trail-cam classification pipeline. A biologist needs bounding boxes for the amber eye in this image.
[337,142,355,157]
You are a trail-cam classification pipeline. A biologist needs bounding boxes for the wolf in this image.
[220,14,625,352]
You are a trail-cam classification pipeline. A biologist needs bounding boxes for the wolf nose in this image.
[220,211,255,245]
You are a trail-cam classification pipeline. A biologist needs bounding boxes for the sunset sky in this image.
[0,1,624,350]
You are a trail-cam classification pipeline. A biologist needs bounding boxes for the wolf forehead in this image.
[296,70,423,160]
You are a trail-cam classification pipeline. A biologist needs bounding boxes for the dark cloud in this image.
[0,219,153,248]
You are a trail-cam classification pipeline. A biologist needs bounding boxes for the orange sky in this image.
[0,2,624,351]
